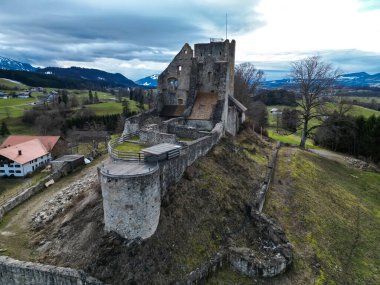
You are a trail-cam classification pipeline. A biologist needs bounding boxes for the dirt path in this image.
[0,158,106,261]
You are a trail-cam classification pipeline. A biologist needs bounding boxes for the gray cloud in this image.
[0,0,262,77]
[250,49,380,80]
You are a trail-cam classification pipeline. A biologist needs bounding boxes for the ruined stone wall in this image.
[167,124,208,140]
[225,106,238,136]
[193,40,235,126]
[0,256,104,285]
[99,163,160,240]
[139,130,177,146]
[157,44,194,109]
[185,119,214,131]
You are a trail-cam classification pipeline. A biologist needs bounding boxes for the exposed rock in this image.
[31,171,98,230]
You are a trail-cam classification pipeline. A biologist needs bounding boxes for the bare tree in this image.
[291,56,340,148]
[234,62,264,106]
[234,62,265,125]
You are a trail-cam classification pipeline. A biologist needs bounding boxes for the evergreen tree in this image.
[89,90,93,104]
[94,92,99,103]
[0,121,10,136]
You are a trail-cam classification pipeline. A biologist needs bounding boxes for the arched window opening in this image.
[167,77,178,93]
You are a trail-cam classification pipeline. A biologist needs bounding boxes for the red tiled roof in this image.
[0,135,60,151]
[0,139,49,164]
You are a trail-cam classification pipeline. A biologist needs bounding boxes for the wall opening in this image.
[167,77,178,93]
[178,98,183,105]
[208,72,212,83]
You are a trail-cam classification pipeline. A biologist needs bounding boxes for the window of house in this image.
[9,170,14,173]
[16,170,21,173]
[15,165,20,168]
[178,99,183,105]
[0,170,4,173]
[184,50,188,54]
[208,72,212,83]
[178,65,182,72]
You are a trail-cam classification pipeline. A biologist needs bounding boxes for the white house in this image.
[0,139,52,177]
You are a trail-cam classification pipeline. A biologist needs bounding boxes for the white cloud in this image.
[55,58,168,80]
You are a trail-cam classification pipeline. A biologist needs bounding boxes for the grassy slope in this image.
[263,148,380,285]
[0,78,29,89]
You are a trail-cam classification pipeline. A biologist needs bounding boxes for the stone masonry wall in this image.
[0,256,104,285]
[139,130,177,146]
[100,163,161,240]
[159,122,223,197]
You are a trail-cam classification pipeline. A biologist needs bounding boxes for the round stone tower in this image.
[99,161,160,240]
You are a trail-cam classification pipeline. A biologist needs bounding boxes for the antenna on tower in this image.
[225,13,228,40]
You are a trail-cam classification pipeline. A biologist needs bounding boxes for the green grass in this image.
[264,148,380,284]
[325,102,380,118]
[87,102,123,115]
[328,96,379,104]
[0,98,36,123]
[0,78,28,89]
[0,170,49,205]
[267,128,319,149]
[114,141,144,152]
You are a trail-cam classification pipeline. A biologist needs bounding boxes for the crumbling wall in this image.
[139,130,177,146]
[225,106,238,136]
[167,124,208,140]
[0,256,104,285]
[157,44,194,109]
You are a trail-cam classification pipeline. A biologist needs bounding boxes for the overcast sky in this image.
[0,0,379,80]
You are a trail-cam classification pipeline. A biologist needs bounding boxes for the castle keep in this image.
[158,39,245,135]
[98,39,247,240]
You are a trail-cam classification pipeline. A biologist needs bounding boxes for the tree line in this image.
[315,113,380,162]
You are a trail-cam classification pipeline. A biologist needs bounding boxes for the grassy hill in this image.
[264,148,380,284]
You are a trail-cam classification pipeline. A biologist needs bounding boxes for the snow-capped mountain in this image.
[135,74,159,88]
[336,72,380,88]
[262,72,380,89]
[0,56,36,72]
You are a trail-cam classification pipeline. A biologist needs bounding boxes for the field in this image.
[0,78,28,89]
[264,148,380,284]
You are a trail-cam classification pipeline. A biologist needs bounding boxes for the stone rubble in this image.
[30,171,97,230]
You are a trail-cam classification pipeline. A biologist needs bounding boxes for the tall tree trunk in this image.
[300,120,308,149]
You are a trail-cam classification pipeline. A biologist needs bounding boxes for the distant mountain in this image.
[337,72,380,88]
[135,74,158,88]
[0,56,36,72]
[38,67,137,88]
[262,72,380,89]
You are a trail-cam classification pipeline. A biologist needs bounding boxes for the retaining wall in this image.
[0,256,104,285]
[0,162,72,220]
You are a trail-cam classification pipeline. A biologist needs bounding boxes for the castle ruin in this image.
[98,39,247,240]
